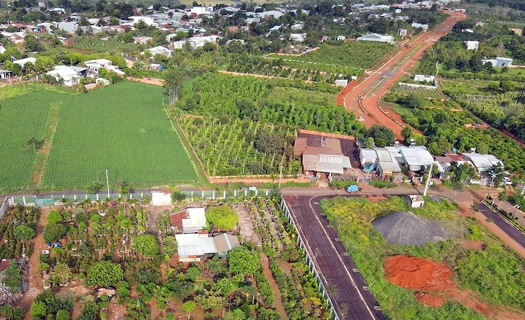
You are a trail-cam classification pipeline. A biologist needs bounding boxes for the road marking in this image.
[307,196,378,320]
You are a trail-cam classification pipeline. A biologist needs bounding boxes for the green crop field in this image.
[0,81,198,191]
[0,91,53,190]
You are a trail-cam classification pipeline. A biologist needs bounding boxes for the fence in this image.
[7,189,274,207]
[0,197,12,220]
[280,197,340,320]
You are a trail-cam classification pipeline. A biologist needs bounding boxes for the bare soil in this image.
[261,254,288,320]
[17,208,51,318]
[384,255,525,319]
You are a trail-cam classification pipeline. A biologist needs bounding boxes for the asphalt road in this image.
[478,202,525,248]
[284,194,386,320]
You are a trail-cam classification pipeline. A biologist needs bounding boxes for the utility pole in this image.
[279,166,283,189]
[105,169,110,199]
[423,162,434,197]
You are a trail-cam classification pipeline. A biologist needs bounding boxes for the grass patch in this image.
[42,81,197,189]
[269,86,336,107]
[320,196,525,318]
[0,90,54,191]
[0,81,198,191]
[370,180,396,188]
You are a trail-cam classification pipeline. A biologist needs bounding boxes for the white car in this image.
[504,177,513,185]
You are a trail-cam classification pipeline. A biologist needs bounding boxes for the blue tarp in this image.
[347,185,359,192]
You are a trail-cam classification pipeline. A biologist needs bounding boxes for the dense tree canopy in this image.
[366,125,396,147]
[135,234,160,258]
[228,247,260,276]
[205,205,239,230]
[87,261,123,287]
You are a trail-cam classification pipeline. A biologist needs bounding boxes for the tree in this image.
[254,131,284,154]
[364,137,374,149]
[228,247,260,276]
[56,310,70,320]
[401,126,413,142]
[161,236,177,256]
[24,34,44,52]
[205,205,239,230]
[0,305,24,320]
[171,190,186,202]
[87,261,123,287]
[27,137,44,151]
[53,263,72,284]
[135,234,160,258]
[34,56,55,72]
[366,125,395,147]
[76,302,97,320]
[43,223,66,243]
[500,80,515,92]
[165,69,185,105]
[13,225,35,241]
[182,301,195,320]
[29,301,46,318]
[47,210,62,224]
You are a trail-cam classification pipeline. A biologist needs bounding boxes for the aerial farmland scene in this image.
[2,0,525,319]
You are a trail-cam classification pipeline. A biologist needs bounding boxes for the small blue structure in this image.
[347,185,359,192]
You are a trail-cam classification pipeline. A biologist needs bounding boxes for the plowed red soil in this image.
[384,255,525,319]
[384,255,454,291]
[414,292,446,307]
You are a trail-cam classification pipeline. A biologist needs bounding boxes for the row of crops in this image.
[224,54,355,83]
[180,116,298,176]
[266,42,395,72]
[392,84,447,99]
[70,37,138,54]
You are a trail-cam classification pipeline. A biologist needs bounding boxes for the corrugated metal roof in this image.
[182,208,207,232]
[176,234,218,257]
[400,147,434,166]
[303,154,344,174]
[378,161,401,173]
[213,234,240,253]
[360,149,377,159]
[375,148,393,162]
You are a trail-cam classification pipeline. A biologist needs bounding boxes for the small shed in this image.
[407,195,425,208]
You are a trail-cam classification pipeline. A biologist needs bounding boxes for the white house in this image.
[190,6,213,15]
[84,58,112,75]
[46,66,85,86]
[12,57,37,67]
[130,16,155,26]
[399,146,434,172]
[461,153,503,173]
[0,43,5,54]
[357,33,394,44]
[257,10,285,19]
[411,22,428,31]
[482,57,513,67]
[182,208,207,234]
[464,40,479,50]
[414,74,435,83]
[337,35,346,41]
[290,33,307,42]
[0,69,11,79]
[291,23,304,30]
[147,46,172,57]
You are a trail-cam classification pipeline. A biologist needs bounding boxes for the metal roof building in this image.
[182,208,207,234]
[461,153,503,172]
[400,147,434,172]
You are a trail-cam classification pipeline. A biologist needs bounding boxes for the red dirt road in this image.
[341,11,466,139]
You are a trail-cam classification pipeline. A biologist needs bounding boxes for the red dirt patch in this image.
[385,255,525,319]
[414,292,446,307]
[384,255,454,291]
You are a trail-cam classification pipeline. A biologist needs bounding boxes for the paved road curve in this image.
[342,10,466,139]
[478,202,525,248]
[284,194,386,320]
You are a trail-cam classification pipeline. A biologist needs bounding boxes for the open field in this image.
[0,81,197,191]
[0,91,53,190]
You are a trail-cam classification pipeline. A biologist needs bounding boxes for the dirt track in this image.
[341,11,466,139]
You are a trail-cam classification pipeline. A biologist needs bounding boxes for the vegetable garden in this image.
[392,84,447,100]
